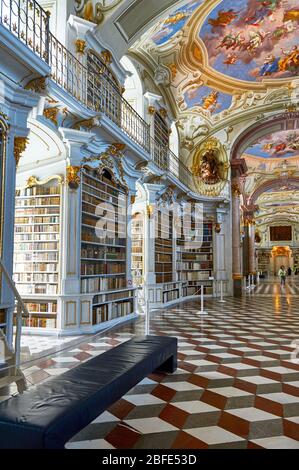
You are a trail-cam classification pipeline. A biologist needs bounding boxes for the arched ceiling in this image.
[129,0,299,116]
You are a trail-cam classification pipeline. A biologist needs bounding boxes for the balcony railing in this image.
[0,0,197,193]
[0,0,49,61]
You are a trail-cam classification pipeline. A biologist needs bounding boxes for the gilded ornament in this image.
[75,39,86,54]
[214,223,221,233]
[192,138,225,185]
[101,50,112,65]
[14,136,28,166]
[25,76,47,93]
[231,183,241,196]
[159,108,168,119]
[66,166,81,189]
[148,106,156,115]
[43,106,60,126]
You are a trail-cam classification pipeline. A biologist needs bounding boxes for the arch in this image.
[248,177,299,205]
[120,55,144,118]
[231,112,299,161]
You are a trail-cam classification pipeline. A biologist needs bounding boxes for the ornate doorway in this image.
[271,246,293,276]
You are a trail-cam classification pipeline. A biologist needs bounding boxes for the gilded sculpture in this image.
[192,137,225,185]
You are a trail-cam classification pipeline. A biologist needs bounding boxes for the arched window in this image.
[121,56,144,117]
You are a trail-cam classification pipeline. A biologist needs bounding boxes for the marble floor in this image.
[2,280,299,449]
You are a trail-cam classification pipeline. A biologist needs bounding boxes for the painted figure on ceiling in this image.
[208,9,238,27]
[278,45,299,73]
[201,90,219,112]
[201,0,299,81]
[259,54,279,75]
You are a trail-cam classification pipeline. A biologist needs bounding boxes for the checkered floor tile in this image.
[3,279,299,448]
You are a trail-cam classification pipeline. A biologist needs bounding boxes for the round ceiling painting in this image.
[200,0,299,82]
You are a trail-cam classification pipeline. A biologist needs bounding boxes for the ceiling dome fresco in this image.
[151,1,204,46]
[246,130,299,158]
[199,0,299,82]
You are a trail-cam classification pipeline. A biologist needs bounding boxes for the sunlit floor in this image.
[2,278,299,449]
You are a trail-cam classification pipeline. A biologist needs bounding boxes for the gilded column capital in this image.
[66,166,81,189]
[14,136,28,166]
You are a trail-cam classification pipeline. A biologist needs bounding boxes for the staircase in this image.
[0,259,27,394]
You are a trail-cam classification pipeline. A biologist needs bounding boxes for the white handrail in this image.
[0,258,28,367]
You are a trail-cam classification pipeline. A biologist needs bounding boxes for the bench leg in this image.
[156,354,177,373]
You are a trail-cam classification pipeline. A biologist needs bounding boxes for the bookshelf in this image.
[81,167,134,325]
[13,179,61,329]
[155,209,174,284]
[131,212,143,287]
[257,250,271,276]
[177,215,214,298]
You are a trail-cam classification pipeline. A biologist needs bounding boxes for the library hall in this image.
[1,0,299,452]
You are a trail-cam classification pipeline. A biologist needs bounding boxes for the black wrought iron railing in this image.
[0,0,196,192]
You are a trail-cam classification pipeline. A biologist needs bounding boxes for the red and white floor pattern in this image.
[1,283,299,449]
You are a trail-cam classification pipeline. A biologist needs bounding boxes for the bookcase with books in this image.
[177,213,214,298]
[13,178,62,329]
[155,208,180,303]
[131,212,143,287]
[81,167,135,325]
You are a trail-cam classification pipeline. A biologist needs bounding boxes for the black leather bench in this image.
[0,335,177,449]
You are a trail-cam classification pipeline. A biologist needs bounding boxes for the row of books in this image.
[25,302,58,313]
[20,317,57,328]
[156,273,174,283]
[83,174,125,197]
[179,253,212,261]
[93,289,134,304]
[14,273,58,283]
[156,253,172,263]
[81,262,125,276]
[14,253,58,261]
[15,225,59,234]
[15,216,59,224]
[15,242,58,251]
[81,245,126,260]
[177,262,213,270]
[14,262,58,272]
[179,272,211,281]
[82,228,126,246]
[111,300,134,319]
[17,284,58,295]
[15,233,59,242]
[16,207,60,217]
[16,197,60,206]
[81,276,127,294]
[16,186,60,196]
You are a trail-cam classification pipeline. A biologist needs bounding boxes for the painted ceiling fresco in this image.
[184,84,232,113]
[247,130,299,158]
[200,0,299,82]
[151,0,204,45]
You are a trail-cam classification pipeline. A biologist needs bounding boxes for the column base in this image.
[233,277,243,297]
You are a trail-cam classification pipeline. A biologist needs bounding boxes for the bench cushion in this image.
[0,335,177,449]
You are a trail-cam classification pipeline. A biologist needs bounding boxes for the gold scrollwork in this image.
[191,137,229,196]
[22,175,64,189]
[14,136,29,166]
[66,166,81,189]
[25,76,47,94]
